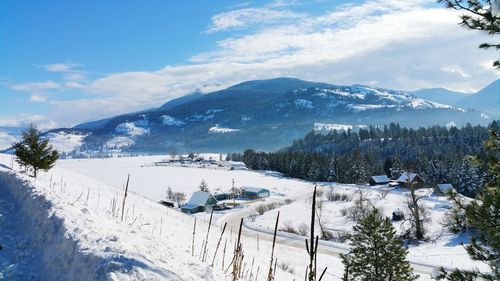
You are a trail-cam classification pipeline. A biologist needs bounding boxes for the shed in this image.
[181,191,218,214]
[369,175,390,186]
[397,172,425,188]
[242,187,270,199]
[435,183,454,195]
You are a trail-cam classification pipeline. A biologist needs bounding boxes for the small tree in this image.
[13,124,59,178]
[341,208,418,281]
[199,179,209,192]
[173,192,186,207]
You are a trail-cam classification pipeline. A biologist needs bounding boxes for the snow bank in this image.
[0,171,108,280]
[0,155,227,280]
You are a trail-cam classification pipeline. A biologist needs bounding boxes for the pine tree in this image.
[12,124,59,178]
[439,0,500,69]
[438,130,500,280]
[341,208,418,281]
[456,157,483,197]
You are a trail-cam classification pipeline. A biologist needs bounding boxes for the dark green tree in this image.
[438,130,500,280]
[439,0,500,69]
[12,124,59,178]
[341,208,418,281]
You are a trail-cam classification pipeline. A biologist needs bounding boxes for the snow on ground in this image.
[313,123,368,131]
[0,154,228,280]
[0,154,353,281]
[46,132,87,153]
[115,122,149,137]
[247,184,489,274]
[161,115,185,126]
[1,153,489,280]
[209,124,240,133]
[58,155,314,202]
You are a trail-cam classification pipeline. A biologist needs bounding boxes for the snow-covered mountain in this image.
[53,78,490,153]
[411,79,500,117]
[0,127,21,150]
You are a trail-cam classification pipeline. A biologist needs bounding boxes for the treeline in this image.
[228,121,500,197]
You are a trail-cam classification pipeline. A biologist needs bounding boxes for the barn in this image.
[397,172,425,188]
[181,192,218,214]
[242,187,270,199]
[369,175,390,186]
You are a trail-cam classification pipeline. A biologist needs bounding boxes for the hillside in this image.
[46,78,490,154]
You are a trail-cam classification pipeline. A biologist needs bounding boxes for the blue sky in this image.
[1,0,499,128]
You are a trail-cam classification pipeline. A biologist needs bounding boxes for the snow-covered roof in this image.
[397,172,421,183]
[370,175,390,183]
[186,192,216,206]
[437,184,454,192]
[242,186,269,193]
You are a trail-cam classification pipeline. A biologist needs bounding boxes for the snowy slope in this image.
[0,154,227,281]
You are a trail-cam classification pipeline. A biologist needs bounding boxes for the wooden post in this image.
[121,174,130,222]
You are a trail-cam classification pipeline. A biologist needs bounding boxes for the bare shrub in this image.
[378,186,391,199]
[284,198,294,205]
[280,221,298,234]
[342,189,373,222]
[248,214,257,222]
[327,191,351,202]
[298,223,309,236]
[277,261,294,275]
[255,204,267,215]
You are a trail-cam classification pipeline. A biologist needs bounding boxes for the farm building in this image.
[435,183,454,195]
[369,175,390,186]
[242,187,270,199]
[397,172,425,188]
[181,192,218,214]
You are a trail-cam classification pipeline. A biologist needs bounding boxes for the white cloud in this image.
[39,63,81,73]
[10,81,61,92]
[206,7,304,33]
[0,114,57,130]
[30,94,48,103]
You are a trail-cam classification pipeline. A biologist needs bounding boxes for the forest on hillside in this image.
[228,121,500,197]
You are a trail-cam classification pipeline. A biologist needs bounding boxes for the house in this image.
[397,172,425,188]
[181,191,218,214]
[242,187,270,199]
[369,175,390,186]
[435,183,454,195]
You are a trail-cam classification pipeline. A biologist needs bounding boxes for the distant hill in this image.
[456,79,500,117]
[410,79,499,117]
[410,88,469,106]
[48,77,491,154]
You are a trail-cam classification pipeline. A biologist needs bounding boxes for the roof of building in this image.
[242,186,269,193]
[437,183,454,192]
[397,172,422,183]
[181,204,201,210]
[186,191,217,206]
[370,175,390,183]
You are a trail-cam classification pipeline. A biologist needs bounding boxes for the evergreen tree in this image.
[456,157,483,197]
[438,131,500,280]
[341,208,418,281]
[384,157,393,177]
[12,124,59,178]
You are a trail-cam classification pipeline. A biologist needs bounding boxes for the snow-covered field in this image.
[0,154,489,280]
[58,155,314,202]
